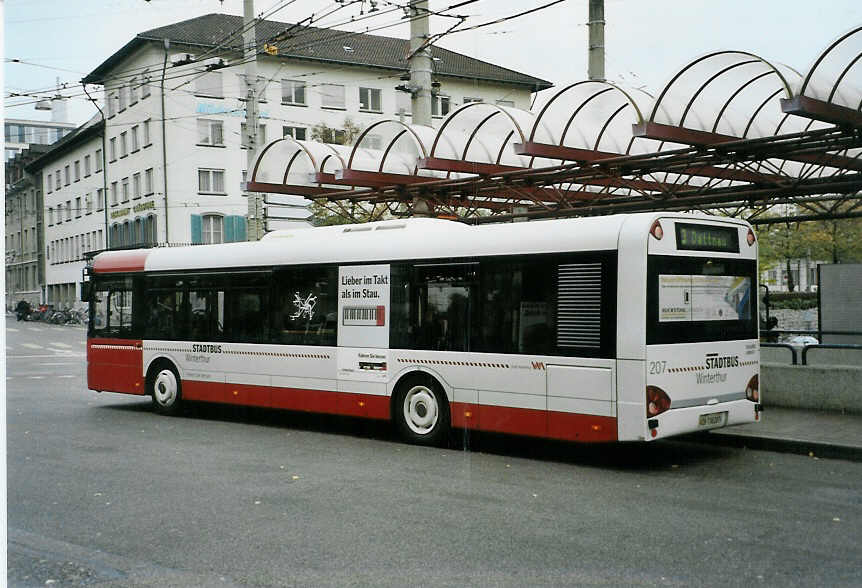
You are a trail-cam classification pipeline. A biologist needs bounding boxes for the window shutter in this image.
[190,214,202,244]
[224,215,235,242]
[234,215,247,241]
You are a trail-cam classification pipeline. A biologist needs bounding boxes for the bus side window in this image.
[225,289,267,343]
[189,290,223,341]
[411,264,476,352]
[146,289,185,340]
[273,267,336,346]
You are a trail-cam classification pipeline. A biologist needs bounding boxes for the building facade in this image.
[5,145,50,307]
[27,13,551,307]
[5,118,75,162]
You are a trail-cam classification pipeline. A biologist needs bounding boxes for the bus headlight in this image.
[746,228,756,246]
[650,220,664,240]
[646,385,671,417]
[745,374,759,402]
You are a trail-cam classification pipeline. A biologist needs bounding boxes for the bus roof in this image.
[91,213,749,274]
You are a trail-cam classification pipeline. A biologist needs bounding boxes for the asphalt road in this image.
[6,319,862,587]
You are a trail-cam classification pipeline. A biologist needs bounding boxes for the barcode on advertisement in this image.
[343,305,385,326]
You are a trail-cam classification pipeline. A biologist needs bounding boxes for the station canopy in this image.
[249,26,862,224]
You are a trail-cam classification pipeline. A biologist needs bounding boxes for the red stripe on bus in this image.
[182,380,390,420]
[87,339,145,395]
[452,402,618,442]
[92,250,150,273]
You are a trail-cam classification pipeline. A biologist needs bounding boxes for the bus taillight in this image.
[745,374,759,402]
[746,228,756,246]
[650,220,664,240]
[646,385,671,417]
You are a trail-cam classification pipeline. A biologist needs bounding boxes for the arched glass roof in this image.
[251,28,862,219]
[799,26,862,109]
[428,102,534,168]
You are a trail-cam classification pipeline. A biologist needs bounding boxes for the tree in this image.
[310,117,362,146]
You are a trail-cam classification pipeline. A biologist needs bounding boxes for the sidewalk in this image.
[696,406,862,461]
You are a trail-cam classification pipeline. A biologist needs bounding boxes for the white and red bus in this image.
[85,212,761,445]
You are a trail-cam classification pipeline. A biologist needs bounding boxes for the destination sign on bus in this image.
[675,223,739,253]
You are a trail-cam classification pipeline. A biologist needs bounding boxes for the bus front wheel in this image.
[149,363,182,416]
[394,375,449,446]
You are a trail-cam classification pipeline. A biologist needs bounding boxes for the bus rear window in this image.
[647,255,756,344]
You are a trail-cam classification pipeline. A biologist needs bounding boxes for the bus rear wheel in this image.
[149,363,182,416]
[394,376,449,446]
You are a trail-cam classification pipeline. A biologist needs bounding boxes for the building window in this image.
[198,168,226,194]
[118,85,128,111]
[241,74,267,102]
[432,95,450,118]
[283,126,307,140]
[55,170,61,189]
[281,79,306,105]
[195,71,223,98]
[396,91,411,116]
[74,160,81,182]
[109,138,117,162]
[86,193,93,214]
[143,119,151,146]
[121,177,130,202]
[110,181,118,206]
[129,78,138,105]
[95,149,103,171]
[75,197,82,218]
[65,200,72,221]
[141,70,151,99]
[97,188,105,210]
[364,134,383,150]
[240,123,266,149]
[48,207,54,225]
[47,175,53,193]
[56,203,63,223]
[107,91,116,117]
[495,99,515,108]
[359,87,382,112]
[202,214,224,244]
[84,154,91,176]
[64,165,70,185]
[133,173,142,199]
[144,168,154,195]
[131,125,140,151]
[120,132,128,157]
[197,119,224,146]
[463,97,483,104]
[321,84,346,109]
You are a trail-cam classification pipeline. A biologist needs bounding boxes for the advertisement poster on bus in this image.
[337,264,390,348]
[658,274,751,322]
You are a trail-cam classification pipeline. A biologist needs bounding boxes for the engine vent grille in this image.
[557,263,602,348]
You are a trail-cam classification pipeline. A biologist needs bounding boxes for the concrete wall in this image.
[762,363,862,415]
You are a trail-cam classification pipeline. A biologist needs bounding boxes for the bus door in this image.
[88,276,144,395]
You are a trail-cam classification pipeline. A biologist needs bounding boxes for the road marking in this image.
[58,375,76,379]
[7,328,19,332]
[41,362,78,366]
[50,342,73,348]
[28,376,45,379]
[21,343,42,349]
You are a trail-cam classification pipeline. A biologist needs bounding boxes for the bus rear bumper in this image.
[647,399,759,441]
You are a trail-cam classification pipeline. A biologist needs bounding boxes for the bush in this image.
[767,292,817,310]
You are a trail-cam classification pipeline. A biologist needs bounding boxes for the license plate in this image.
[698,411,728,428]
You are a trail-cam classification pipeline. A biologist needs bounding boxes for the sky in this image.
[3,0,862,126]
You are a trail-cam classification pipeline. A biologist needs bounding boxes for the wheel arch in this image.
[144,354,182,391]
[388,366,452,421]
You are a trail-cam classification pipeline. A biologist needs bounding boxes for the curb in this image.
[685,430,862,462]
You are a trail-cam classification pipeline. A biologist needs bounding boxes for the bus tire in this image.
[394,374,449,446]
[148,361,182,416]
